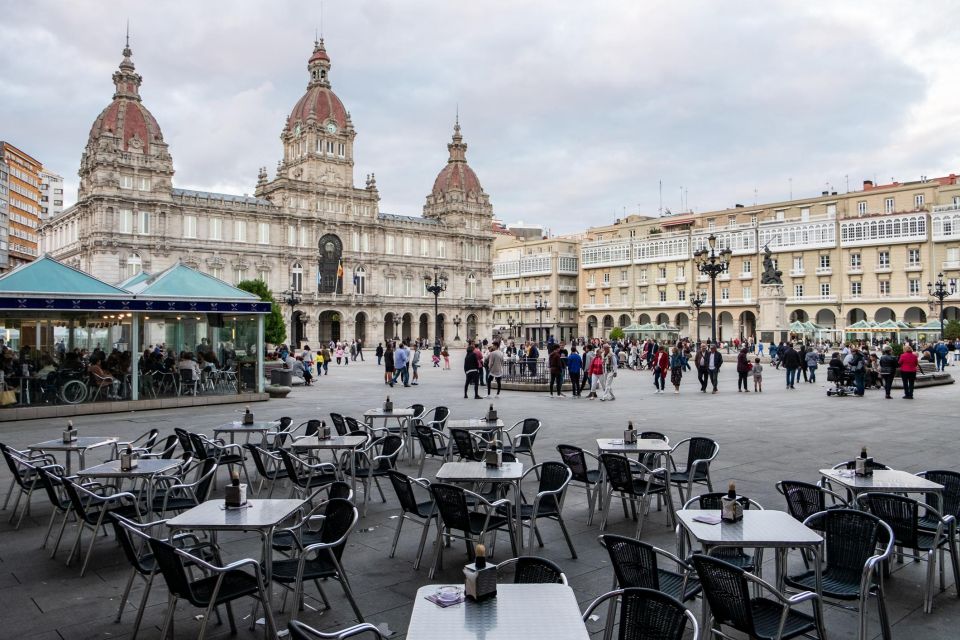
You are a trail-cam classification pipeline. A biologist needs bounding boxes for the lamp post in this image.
[423,270,447,344]
[507,314,515,340]
[693,234,732,345]
[282,288,302,346]
[928,272,950,336]
[453,314,462,341]
[535,296,547,347]
[392,313,401,342]
[688,289,707,345]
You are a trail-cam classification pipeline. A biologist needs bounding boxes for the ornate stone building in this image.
[42,40,494,346]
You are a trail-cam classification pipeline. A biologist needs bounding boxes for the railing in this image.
[933,203,960,212]
[502,358,548,384]
[943,261,960,270]
[815,267,832,275]
[738,272,753,279]
[904,263,923,271]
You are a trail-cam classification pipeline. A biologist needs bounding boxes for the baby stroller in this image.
[826,365,856,397]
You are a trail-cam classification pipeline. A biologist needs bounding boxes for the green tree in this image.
[237,279,286,345]
[609,326,625,341]
[944,319,960,341]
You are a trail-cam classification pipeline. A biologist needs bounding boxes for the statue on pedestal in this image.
[760,245,783,285]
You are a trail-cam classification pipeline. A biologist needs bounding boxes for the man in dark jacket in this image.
[704,344,723,394]
[782,344,801,389]
[694,345,709,392]
[849,346,866,396]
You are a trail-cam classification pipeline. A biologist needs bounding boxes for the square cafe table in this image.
[596,438,674,510]
[436,461,525,551]
[407,583,589,640]
[291,435,368,498]
[363,406,416,455]
[213,421,278,444]
[28,436,119,474]
[447,418,506,440]
[77,458,182,507]
[676,509,824,626]
[166,498,305,584]
[818,468,945,511]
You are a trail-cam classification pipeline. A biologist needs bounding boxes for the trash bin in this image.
[270,368,293,387]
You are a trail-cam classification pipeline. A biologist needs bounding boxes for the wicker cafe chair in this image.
[414,425,451,477]
[342,434,403,516]
[667,437,719,504]
[692,554,827,640]
[556,443,602,525]
[582,587,698,640]
[777,480,848,523]
[497,461,577,558]
[785,509,894,640]
[599,453,675,538]
[450,428,485,462]
[61,476,141,576]
[386,471,437,570]
[495,556,567,584]
[599,534,701,603]
[244,443,290,497]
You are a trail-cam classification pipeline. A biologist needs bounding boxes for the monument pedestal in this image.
[758,284,788,345]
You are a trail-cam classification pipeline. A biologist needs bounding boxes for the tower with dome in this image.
[43,38,494,346]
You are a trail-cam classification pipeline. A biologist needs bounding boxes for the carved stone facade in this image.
[42,40,494,347]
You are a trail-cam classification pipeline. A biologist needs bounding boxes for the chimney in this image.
[832,192,838,196]
[734,203,744,208]
[863,180,873,190]
[821,191,829,196]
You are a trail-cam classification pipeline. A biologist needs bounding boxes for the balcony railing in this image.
[738,272,753,279]
[847,266,863,274]
[815,267,832,275]
[875,264,892,272]
[789,269,805,277]
[904,263,923,271]
[943,261,960,270]
[655,277,667,284]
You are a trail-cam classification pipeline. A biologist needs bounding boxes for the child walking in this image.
[752,357,763,392]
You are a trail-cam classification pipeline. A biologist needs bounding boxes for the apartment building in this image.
[493,234,580,343]
[579,175,960,341]
[0,158,9,271]
[39,169,64,220]
[0,142,42,268]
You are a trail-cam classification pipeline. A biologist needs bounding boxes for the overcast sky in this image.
[2,1,959,233]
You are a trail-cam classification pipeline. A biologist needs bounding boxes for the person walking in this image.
[652,346,669,394]
[320,345,331,375]
[580,344,596,396]
[879,345,898,399]
[782,343,800,389]
[548,343,564,397]
[849,346,865,396]
[600,344,617,401]
[752,357,763,392]
[669,346,684,394]
[375,342,384,366]
[384,342,395,386]
[705,344,722,393]
[898,344,919,399]
[736,347,750,392]
[442,344,450,370]
[695,344,709,392]
[335,344,344,365]
[805,347,819,383]
[485,343,504,397]
[566,345,582,397]
[392,342,410,387]
[410,344,421,385]
[356,339,364,361]
[464,343,482,399]
[587,345,605,399]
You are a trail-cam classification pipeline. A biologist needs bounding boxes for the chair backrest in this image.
[194,458,219,502]
[684,437,718,473]
[60,477,93,522]
[920,470,960,519]
[157,434,179,459]
[536,461,571,510]
[112,516,152,575]
[387,471,422,514]
[344,416,363,433]
[691,554,756,636]
[778,480,827,522]
[330,413,347,436]
[37,465,69,510]
[687,492,756,511]
[147,535,197,603]
[857,492,922,548]
[557,444,592,484]
[140,429,160,451]
[600,454,638,495]
[499,556,566,584]
[599,534,662,590]
[187,433,212,460]
[244,443,271,476]
[431,406,449,427]
[415,426,443,456]
[173,428,194,456]
[278,448,304,482]
[326,481,353,502]
[318,498,358,560]
[277,416,293,429]
[299,420,323,438]
[450,429,481,462]
[287,620,385,640]
[409,404,425,427]
[0,443,31,489]
[429,482,473,533]
[614,588,690,640]
[520,418,541,441]
[811,508,884,586]
[180,368,196,383]
[374,435,403,472]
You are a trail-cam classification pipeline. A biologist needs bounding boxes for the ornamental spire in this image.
[112,27,142,100]
[447,116,467,163]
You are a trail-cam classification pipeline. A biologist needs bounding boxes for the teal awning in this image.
[116,271,152,289]
[128,263,259,300]
[0,254,130,296]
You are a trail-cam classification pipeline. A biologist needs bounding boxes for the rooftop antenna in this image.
[753,187,757,206]
[658,179,663,216]
[789,177,793,200]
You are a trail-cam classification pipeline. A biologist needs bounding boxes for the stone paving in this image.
[1,356,959,639]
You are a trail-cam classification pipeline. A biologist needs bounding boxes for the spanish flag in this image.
[336,258,344,294]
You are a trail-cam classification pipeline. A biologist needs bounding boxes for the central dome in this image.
[286,40,348,130]
[87,44,164,154]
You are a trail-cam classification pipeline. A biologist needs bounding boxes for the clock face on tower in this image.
[326,122,338,134]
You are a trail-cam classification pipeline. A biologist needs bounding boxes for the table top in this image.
[29,436,118,451]
[364,407,416,417]
[214,421,276,433]
[597,438,672,453]
[167,498,305,530]
[437,461,524,482]
[677,509,822,547]
[407,584,589,640]
[77,458,181,477]
[818,468,944,492]
[448,418,506,430]
[291,435,368,450]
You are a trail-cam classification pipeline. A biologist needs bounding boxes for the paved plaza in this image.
[1,356,958,639]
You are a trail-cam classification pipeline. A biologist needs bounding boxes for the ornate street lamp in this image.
[453,314,462,341]
[693,234,732,345]
[424,270,447,343]
[688,289,707,344]
[535,296,547,347]
[392,312,401,341]
[507,314,515,339]
[282,288,302,346]
[928,272,950,336]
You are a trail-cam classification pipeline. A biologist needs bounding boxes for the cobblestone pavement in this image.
[1,356,958,638]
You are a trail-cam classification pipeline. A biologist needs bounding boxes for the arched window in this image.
[354,266,366,294]
[466,273,478,299]
[291,261,303,292]
[123,253,142,280]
